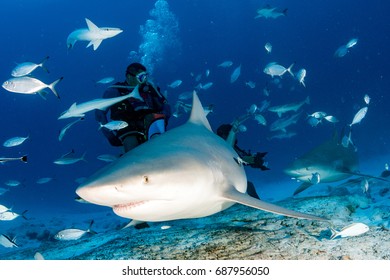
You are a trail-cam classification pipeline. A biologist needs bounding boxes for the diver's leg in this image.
[122,135,140,153]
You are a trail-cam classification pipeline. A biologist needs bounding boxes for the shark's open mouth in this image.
[113,201,146,212]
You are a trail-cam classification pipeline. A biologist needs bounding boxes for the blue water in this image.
[0,0,389,221]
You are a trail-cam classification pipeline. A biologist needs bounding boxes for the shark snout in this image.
[76,183,126,207]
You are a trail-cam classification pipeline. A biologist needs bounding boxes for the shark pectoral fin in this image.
[344,171,390,182]
[223,189,328,222]
[122,220,144,229]
[293,182,314,196]
[87,40,103,50]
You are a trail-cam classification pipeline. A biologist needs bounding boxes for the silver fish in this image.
[346,38,358,49]
[324,115,339,123]
[350,107,368,126]
[0,210,27,221]
[2,76,62,98]
[296,68,306,87]
[59,118,84,141]
[97,154,119,162]
[54,150,86,165]
[11,56,49,77]
[4,179,22,187]
[230,64,241,83]
[36,177,53,184]
[0,155,27,163]
[264,42,272,54]
[168,80,182,88]
[99,120,128,131]
[0,234,18,248]
[0,188,9,196]
[3,135,29,147]
[330,222,369,239]
[264,62,294,78]
[334,45,348,57]
[54,220,95,241]
[217,60,233,68]
[364,94,371,105]
[0,204,11,213]
[96,77,115,84]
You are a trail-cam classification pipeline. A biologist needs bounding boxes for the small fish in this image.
[0,204,11,213]
[0,188,10,196]
[245,81,256,89]
[323,115,339,123]
[0,234,18,248]
[178,91,193,100]
[364,94,370,105]
[296,69,306,87]
[99,120,128,131]
[307,116,321,127]
[0,155,27,163]
[168,80,182,88]
[217,60,233,68]
[11,56,50,77]
[330,222,369,239]
[264,42,272,54]
[264,62,294,78]
[238,125,247,132]
[96,77,115,84]
[54,150,87,165]
[309,111,327,119]
[200,82,213,90]
[58,118,84,141]
[346,38,358,49]
[36,177,53,184]
[247,104,258,114]
[4,179,22,187]
[334,45,348,57]
[254,114,267,126]
[0,210,27,221]
[3,135,29,147]
[309,172,321,184]
[255,6,287,19]
[341,131,354,149]
[349,107,368,126]
[361,178,369,193]
[230,64,241,83]
[54,220,95,241]
[205,69,210,77]
[161,225,171,230]
[2,76,62,98]
[97,154,119,162]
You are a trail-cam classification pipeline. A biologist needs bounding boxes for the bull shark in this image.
[76,92,327,223]
[67,18,122,51]
[285,132,388,195]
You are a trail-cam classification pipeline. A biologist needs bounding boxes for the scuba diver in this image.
[95,62,171,153]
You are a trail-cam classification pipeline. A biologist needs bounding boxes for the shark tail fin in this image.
[223,189,328,221]
[189,91,212,132]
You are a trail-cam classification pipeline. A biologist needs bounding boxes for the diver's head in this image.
[126,63,148,86]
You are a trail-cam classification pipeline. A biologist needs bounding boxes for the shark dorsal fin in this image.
[69,102,77,110]
[85,18,99,31]
[189,91,212,132]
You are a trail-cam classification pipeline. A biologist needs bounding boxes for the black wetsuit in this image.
[95,81,171,146]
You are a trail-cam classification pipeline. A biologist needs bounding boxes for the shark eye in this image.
[143,176,149,184]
